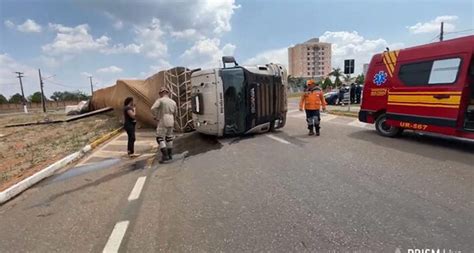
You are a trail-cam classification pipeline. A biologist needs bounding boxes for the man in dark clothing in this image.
[123,97,139,158]
[338,87,345,105]
[355,84,362,104]
[350,83,356,104]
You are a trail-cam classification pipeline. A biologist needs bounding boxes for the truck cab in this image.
[359,35,474,140]
[191,57,288,137]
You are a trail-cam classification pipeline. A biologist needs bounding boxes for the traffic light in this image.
[344,59,355,74]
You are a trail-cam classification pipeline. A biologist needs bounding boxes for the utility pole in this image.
[15,71,28,113]
[38,69,46,113]
[440,22,444,42]
[89,76,94,96]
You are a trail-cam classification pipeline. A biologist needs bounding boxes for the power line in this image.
[429,34,440,42]
[44,79,87,89]
[444,28,474,35]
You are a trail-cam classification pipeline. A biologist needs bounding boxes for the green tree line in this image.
[0,91,89,104]
[288,69,365,92]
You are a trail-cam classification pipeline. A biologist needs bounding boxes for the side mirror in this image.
[222,56,238,68]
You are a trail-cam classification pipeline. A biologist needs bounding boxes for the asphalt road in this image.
[1,103,473,252]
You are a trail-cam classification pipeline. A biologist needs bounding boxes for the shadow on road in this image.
[349,130,474,166]
[174,132,223,157]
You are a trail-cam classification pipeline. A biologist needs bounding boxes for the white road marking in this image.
[267,134,291,145]
[128,176,147,201]
[103,220,129,253]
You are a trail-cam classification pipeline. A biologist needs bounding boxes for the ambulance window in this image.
[399,57,461,86]
[398,61,432,86]
[428,58,461,84]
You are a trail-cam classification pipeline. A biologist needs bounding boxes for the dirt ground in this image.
[0,110,122,191]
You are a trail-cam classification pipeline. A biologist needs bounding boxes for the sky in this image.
[0,0,473,98]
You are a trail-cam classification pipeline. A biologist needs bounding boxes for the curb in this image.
[327,111,359,118]
[0,127,123,205]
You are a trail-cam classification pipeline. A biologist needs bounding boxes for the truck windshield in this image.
[221,68,247,135]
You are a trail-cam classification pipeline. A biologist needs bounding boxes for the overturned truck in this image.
[91,58,288,135]
[91,67,194,132]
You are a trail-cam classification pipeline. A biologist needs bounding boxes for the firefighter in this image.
[299,80,327,136]
[151,87,177,163]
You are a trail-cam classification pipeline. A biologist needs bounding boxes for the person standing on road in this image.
[299,80,327,136]
[350,83,356,104]
[338,87,345,105]
[123,97,139,158]
[151,87,177,163]
[355,84,362,104]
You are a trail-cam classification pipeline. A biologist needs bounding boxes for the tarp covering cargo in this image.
[90,67,194,132]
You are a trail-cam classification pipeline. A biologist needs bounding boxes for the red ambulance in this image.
[359,35,474,139]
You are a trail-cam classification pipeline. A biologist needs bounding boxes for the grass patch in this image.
[288,92,303,98]
[327,110,359,118]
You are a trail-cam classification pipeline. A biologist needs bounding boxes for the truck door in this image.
[387,55,465,134]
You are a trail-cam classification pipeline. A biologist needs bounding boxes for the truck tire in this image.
[375,114,403,137]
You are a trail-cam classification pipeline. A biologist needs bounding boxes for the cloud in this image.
[133,18,168,59]
[96,65,123,73]
[243,47,289,66]
[139,59,174,78]
[18,19,42,33]
[4,20,15,29]
[88,0,239,38]
[170,29,204,41]
[104,11,124,30]
[113,20,124,30]
[43,23,109,54]
[42,23,140,55]
[407,15,458,34]
[180,38,236,69]
[4,19,42,33]
[320,31,403,74]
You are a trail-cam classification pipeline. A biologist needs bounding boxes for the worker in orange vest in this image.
[299,80,327,136]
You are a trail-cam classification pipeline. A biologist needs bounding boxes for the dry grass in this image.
[327,110,359,118]
[0,110,121,191]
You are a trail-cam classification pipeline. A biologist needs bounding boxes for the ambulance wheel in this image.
[375,114,403,137]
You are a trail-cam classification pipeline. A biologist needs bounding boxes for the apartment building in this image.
[288,38,332,78]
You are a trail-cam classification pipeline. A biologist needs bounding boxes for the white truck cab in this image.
[191,57,288,137]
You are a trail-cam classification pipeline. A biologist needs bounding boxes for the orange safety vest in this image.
[299,88,327,110]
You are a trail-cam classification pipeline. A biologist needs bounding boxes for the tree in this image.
[287,75,307,91]
[50,91,89,101]
[50,91,63,101]
[343,74,355,84]
[355,74,365,85]
[9,93,24,104]
[28,92,45,103]
[329,68,343,87]
[322,77,333,90]
[0,94,7,104]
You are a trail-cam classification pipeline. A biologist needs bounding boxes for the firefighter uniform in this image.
[299,81,327,136]
[151,87,177,162]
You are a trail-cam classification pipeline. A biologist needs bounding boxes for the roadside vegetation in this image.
[0,111,121,191]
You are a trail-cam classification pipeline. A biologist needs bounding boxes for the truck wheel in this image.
[375,114,403,137]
